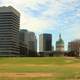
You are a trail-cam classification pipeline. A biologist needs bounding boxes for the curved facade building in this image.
[19,30,37,56]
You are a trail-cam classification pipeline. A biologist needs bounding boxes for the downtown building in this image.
[19,29,28,56]
[68,40,80,57]
[19,29,37,56]
[28,32,37,56]
[56,34,64,52]
[39,33,52,56]
[54,34,65,56]
[0,6,20,56]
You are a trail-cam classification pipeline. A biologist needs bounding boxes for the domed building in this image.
[56,34,64,52]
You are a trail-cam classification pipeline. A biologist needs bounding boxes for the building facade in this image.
[39,34,52,52]
[67,40,80,57]
[56,34,64,52]
[19,29,28,56]
[68,40,80,52]
[0,6,20,56]
[19,30,37,56]
[28,32,37,56]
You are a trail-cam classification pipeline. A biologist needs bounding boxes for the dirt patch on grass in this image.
[1,63,80,68]
[15,64,50,67]
[64,57,76,60]
[64,63,80,68]
[0,72,59,78]
[0,64,51,67]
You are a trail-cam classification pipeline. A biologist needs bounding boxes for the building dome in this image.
[56,34,64,52]
[56,34,64,45]
[56,38,64,45]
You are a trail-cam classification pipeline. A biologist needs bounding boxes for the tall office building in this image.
[39,33,52,52]
[56,34,64,52]
[28,32,37,52]
[19,29,28,45]
[19,30,37,56]
[19,29,28,56]
[0,6,20,56]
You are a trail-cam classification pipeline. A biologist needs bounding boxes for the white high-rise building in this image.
[0,6,20,56]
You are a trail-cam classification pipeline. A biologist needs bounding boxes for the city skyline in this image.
[0,0,80,51]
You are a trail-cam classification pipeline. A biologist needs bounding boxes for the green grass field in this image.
[0,57,80,80]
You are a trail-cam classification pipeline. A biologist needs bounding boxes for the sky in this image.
[0,0,80,51]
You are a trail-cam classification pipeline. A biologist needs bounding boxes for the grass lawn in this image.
[0,57,80,80]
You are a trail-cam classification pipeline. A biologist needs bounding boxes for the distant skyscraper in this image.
[28,32,37,52]
[19,29,28,45]
[56,34,64,52]
[39,33,52,52]
[0,6,20,56]
[19,29,28,56]
[19,30,37,56]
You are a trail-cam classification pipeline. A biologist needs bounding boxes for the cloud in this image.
[20,12,56,32]
[1,0,56,32]
[76,9,80,17]
[68,24,80,39]
[0,0,3,5]
[1,0,80,35]
[25,2,49,17]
